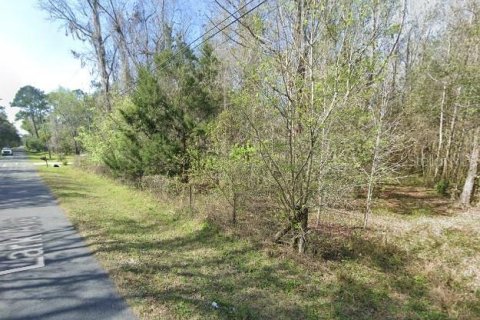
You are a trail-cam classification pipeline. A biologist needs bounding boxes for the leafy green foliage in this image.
[47,88,92,154]
[11,85,49,139]
[95,41,221,181]
[25,137,47,152]
[435,179,449,196]
[0,107,21,147]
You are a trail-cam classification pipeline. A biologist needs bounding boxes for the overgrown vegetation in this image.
[11,0,480,317]
[37,161,480,319]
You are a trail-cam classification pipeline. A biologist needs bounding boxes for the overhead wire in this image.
[121,0,267,94]
[156,0,267,73]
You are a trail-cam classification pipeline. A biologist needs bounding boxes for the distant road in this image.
[0,149,135,320]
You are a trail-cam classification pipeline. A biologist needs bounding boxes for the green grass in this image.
[28,151,74,166]
[35,163,480,319]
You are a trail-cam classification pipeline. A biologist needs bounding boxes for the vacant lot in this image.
[37,164,480,319]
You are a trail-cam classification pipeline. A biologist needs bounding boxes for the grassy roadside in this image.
[35,161,480,319]
[27,151,74,165]
[36,164,327,319]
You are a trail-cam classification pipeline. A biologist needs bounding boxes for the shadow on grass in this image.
[333,271,450,320]
[310,228,451,320]
[377,186,452,217]
[309,227,407,271]
[42,169,458,319]
[91,221,317,319]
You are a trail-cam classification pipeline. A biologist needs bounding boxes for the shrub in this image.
[25,137,46,152]
[435,179,449,196]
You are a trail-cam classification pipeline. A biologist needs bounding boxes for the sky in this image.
[0,0,213,134]
[0,0,435,135]
[0,0,91,132]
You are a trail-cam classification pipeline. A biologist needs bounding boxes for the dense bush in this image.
[435,180,450,196]
[25,136,46,152]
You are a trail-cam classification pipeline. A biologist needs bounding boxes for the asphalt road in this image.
[0,149,136,320]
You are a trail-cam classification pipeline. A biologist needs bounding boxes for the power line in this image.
[157,0,266,72]
[120,0,266,94]
[188,0,259,51]
[191,0,267,51]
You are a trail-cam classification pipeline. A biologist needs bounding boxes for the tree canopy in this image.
[0,106,21,147]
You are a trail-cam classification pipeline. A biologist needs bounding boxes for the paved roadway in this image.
[0,149,135,320]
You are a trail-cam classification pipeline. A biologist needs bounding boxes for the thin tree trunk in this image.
[114,12,132,90]
[364,123,382,228]
[232,192,237,225]
[442,101,458,180]
[74,138,80,155]
[420,145,426,176]
[274,224,292,243]
[459,127,480,206]
[434,83,447,179]
[296,206,308,253]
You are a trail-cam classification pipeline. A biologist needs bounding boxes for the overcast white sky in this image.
[0,1,91,130]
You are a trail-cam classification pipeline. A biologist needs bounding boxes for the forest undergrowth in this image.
[37,161,480,319]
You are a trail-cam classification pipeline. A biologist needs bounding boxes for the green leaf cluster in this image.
[95,41,221,181]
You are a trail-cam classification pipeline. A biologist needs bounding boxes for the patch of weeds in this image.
[394,274,428,297]
[333,272,398,320]
[460,292,480,317]
[410,207,434,216]
[435,180,449,196]
[443,228,480,253]
[350,235,407,272]
[312,230,407,272]
[373,205,396,216]
[405,299,449,320]
[310,235,355,261]
[399,175,427,186]
[172,300,196,318]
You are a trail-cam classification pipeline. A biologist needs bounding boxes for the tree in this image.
[0,106,21,147]
[40,0,111,110]
[215,0,405,252]
[403,0,480,203]
[48,88,92,154]
[99,40,221,180]
[11,86,49,139]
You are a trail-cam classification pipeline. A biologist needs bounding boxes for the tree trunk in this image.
[274,224,292,243]
[364,123,382,228]
[274,206,308,252]
[434,83,447,179]
[294,206,308,253]
[459,127,480,206]
[73,138,80,155]
[442,101,458,180]
[420,145,426,176]
[30,114,39,139]
[114,13,132,90]
[90,0,111,112]
[232,192,237,225]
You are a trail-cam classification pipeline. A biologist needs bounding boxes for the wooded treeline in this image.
[0,106,21,147]
[15,0,480,252]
